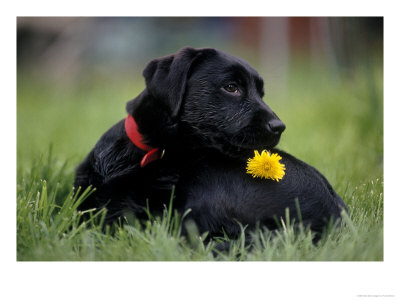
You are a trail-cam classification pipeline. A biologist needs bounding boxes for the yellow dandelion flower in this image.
[246,150,286,181]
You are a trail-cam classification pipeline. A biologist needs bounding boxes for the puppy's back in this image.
[176,149,346,237]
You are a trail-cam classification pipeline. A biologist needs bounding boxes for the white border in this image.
[3,1,400,299]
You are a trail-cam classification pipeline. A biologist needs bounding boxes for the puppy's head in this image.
[180,49,285,156]
[127,47,285,157]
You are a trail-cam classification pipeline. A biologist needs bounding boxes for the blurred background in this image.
[17,17,383,189]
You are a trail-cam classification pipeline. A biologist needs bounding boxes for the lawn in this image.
[16,60,383,261]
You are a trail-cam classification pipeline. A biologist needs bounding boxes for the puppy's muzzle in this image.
[267,119,286,135]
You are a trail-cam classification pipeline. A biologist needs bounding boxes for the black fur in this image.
[74,47,347,237]
[175,149,345,238]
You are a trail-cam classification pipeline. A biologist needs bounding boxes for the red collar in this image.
[124,114,163,167]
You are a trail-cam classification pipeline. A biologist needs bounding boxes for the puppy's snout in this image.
[267,119,286,135]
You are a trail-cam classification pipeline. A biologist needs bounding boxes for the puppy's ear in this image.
[142,47,203,120]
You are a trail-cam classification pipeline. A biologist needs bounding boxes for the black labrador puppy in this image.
[74,47,347,238]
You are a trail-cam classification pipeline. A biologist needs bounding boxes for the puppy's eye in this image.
[223,84,239,94]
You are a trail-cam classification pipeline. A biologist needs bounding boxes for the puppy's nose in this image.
[268,119,286,135]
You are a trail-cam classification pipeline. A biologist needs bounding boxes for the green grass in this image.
[17,61,383,261]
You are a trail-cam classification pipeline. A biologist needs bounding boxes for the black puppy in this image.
[74,47,346,237]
